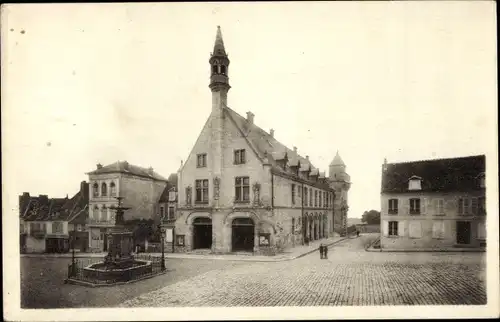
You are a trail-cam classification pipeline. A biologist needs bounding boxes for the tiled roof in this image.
[21,183,90,222]
[224,107,327,179]
[381,155,485,193]
[87,161,168,182]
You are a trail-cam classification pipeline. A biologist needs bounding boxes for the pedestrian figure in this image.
[356,230,360,237]
[324,244,328,259]
[319,243,324,259]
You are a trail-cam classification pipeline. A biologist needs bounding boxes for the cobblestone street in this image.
[121,234,486,307]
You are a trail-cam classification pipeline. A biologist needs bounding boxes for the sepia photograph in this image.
[2,1,498,321]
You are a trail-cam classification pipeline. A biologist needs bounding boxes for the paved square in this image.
[121,235,486,306]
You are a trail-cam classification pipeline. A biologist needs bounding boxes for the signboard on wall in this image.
[166,228,173,243]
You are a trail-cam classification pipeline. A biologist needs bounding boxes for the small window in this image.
[212,65,218,74]
[291,184,296,205]
[479,174,485,188]
[478,197,486,215]
[234,149,246,165]
[409,198,421,214]
[408,176,422,190]
[304,188,308,207]
[221,65,226,75]
[110,182,116,196]
[197,154,207,168]
[314,190,318,208]
[309,188,313,206]
[176,235,185,246]
[388,199,398,214]
[93,183,99,197]
[160,206,165,217]
[168,207,175,220]
[388,221,398,236]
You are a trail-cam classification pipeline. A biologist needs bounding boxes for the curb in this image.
[21,238,349,263]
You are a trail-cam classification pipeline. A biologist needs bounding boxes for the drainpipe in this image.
[301,182,305,245]
[271,172,274,209]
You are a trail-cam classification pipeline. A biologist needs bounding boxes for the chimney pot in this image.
[306,155,310,161]
[293,146,297,153]
[246,111,255,124]
[270,129,274,138]
[96,163,103,169]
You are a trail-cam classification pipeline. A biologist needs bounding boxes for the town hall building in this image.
[173,27,350,255]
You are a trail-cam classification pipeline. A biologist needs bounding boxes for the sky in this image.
[2,2,497,219]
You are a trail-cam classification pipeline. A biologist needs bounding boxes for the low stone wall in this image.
[82,260,152,282]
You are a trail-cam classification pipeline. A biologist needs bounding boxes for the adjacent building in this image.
[173,27,350,255]
[380,155,486,251]
[86,161,168,252]
[19,181,89,253]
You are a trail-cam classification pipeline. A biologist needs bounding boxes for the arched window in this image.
[101,183,107,196]
[93,183,99,197]
[110,182,116,196]
[212,65,218,74]
[92,205,99,219]
[221,65,226,75]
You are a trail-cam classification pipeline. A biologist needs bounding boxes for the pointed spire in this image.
[330,150,345,167]
[213,26,226,56]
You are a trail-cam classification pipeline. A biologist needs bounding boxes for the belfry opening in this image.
[231,218,255,252]
[192,217,213,250]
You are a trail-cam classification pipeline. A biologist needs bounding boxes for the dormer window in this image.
[408,176,422,191]
[168,190,177,202]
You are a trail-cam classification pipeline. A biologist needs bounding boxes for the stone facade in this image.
[173,27,347,255]
[86,162,167,252]
[380,155,486,251]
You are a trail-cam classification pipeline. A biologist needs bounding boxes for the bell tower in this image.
[209,26,230,108]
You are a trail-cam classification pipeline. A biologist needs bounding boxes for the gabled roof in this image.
[381,155,485,193]
[21,183,90,222]
[224,107,332,190]
[87,161,168,182]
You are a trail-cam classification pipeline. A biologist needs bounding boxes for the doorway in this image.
[456,221,471,245]
[232,218,255,252]
[193,217,212,249]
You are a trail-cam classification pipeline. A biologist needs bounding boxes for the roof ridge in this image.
[386,154,485,165]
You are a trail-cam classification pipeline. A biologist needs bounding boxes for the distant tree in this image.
[361,210,381,225]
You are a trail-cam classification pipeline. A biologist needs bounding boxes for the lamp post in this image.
[160,225,166,271]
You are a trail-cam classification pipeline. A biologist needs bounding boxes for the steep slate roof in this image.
[87,161,168,182]
[381,155,485,193]
[21,183,90,222]
[224,107,332,190]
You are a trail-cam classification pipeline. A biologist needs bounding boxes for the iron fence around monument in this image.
[66,254,165,285]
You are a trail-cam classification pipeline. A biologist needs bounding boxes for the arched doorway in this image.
[193,217,212,249]
[232,218,255,252]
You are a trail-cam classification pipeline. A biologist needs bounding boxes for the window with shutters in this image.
[432,221,445,239]
[408,221,422,238]
[409,198,421,215]
[388,221,398,236]
[458,198,470,215]
[478,197,486,215]
[471,197,479,215]
[195,179,209,203]
[234,177,250,202]
[477,222,486,240]
[435,199,445,215]
[388,199,398,214]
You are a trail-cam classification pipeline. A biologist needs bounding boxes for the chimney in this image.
[148,167,154,175]
[306,155,309,161]
[81,181,89,201]
[123,161,129,169]
[293,146,297,154]
[246,111,254,124]
[270,129,274,138]
[96,163,103,169]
